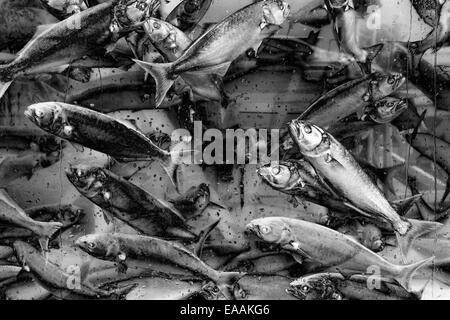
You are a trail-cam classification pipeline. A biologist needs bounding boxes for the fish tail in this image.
[133,59,175,107]
[0,80,12,100]
[359,43,384,74]
[34,221,63,251]
[161,156,179,191]
[396,256,434,291]
[396,219,443,258]
[193,219,221,258]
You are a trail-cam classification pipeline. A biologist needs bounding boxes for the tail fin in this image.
[390,194,422,216]
[359,44,384,74]
[396,256,434,291]
[0,81,12,100]
[396,219,443,257]
[193,219,221,258]
[133,59,175,107]
[35,221,63,251]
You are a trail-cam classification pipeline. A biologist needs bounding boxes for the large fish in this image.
[324,0,384,73]
[246,217,433,291]
[0,0,155,99]
[409,0,450,54]
[297,72,406,129]
[0,189,62,250]
[134,0,290,107]
[66,166,197,240]
[75,233,243,296]
[288,120,442,256]
[165,0,212,32]
[288,273,421,300]
[143,18,223,102]
[13,241,136,299]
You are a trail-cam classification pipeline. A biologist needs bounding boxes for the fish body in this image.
[0,189,62,250]
[134,0,290,106]
[169,183,211,216]
[336,220,385,252]
[75,233,242,289]
[298,73,405,128]
[289,273,421,300]
[25,102,169,161]
[324,0,384,73]
[233,275,296,300]
[246,217,433,291]
[143,18,223,102]
[406,133,450,173]
[40,0,88,19]
[0,127,62,153]
[0,265,21,281]
[13,240,135,299]
[66,166,193,239]
[0,246,13,259]
[166,0,213,32]
[288,121,442,255]
[288,0,329,29]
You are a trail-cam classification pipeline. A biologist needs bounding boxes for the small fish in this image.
[13,240,136,299]
[366,97,409,124]
[297,73,406,129]
[409,0,450,54]
[169,183,211,216]
[233,275,296,300]
[324,0,384,73]
[24,102,170,162]
[143,18,224,102]
[288,273,422,300]
[40,0,88,19]
[134,0,290,107]
[288,120,442,257]
[75,233,243,296]
[246,217,433,291]
[66,166,196,240]
[0,0,153,99]
[165,0,213,32]
[0,189,62,250]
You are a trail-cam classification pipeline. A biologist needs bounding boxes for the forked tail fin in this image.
[396,219,443,258]
[396,256,434,292]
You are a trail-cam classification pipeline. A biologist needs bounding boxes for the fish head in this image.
[263,0,291,26]
[373,72,406,98]
[65,165,106,198]
[371,97,408,123]
[75,234,116,258]
[25,103,65,134]
[58,205,85,227]
[288,120,330,157]
[258,162,294,190]
[115,0,159,29]
[288,274,342,300]
[144,18,178,49]
[246,217,293,245]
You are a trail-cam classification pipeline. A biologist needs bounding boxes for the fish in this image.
[246,217,433,291]
[405,133,450,204]
[134,0,290,107]
[287,0,329,29]
[2,279,51,300]
[0,126,63,153]
[366,97,409,124]
[288,120,443,257]
[143,17,224,103]
[297,72,406,129]
[40,0,88,19]
[24,102,174,164]
[168,183,211,216]
[65,166,197,240]
[0,152,51,187]
[409,0,450,54]
[288,273,422,300]
[233,275,296,300]
[75,233,243,296]
[0,265,22,281]
[0,246,13,260]
[0,0,154,99]
[165,0,213,32]
[324,0,384,74]
[13,240,136,299]
[0,189,62,250]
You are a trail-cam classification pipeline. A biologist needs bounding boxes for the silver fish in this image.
[367,97,409,124]
[165,0,213,32]
[134,0,290,106]
[246,217,433,291]
[288,120,442,256]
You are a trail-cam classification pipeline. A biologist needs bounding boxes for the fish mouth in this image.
[288,121,303,141]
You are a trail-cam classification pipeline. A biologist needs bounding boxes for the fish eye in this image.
[260,225,271,234]
[77,169,83,177]
[302,285,310,292]
[88,242,96,249]
[272,166,281,175]
[153,22,160,29]
[387,76,396,84]
[303,124,312,134]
